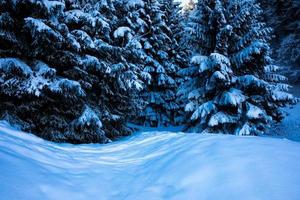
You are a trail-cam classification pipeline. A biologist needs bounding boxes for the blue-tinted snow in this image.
[1,121,300,200]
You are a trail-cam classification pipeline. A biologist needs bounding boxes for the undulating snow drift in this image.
[1,121,300,200]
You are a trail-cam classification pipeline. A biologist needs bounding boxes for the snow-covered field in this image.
[1,121,300,200]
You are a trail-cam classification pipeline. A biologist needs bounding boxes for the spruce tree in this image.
[180,0,298,135]
[113,0,186,127]
[274,0,300,79]
[261,0,300,81]
[163,0,190,124]
[0,0,144,143]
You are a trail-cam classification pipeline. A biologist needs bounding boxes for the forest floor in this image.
[0,120,300,200]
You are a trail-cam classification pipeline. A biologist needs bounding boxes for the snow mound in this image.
[0,121,300,200]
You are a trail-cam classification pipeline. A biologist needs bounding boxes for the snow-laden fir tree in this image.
[112,0,185,127]
[141,0,189,127]
[0,0,144,143]
[181,0,211,54]
[180,0,298,135]
[164,0,190,124]
[277,0,300,64]
[261,0,300,81]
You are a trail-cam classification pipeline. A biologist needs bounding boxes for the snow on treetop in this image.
[236,123,252,135]
[78,106,102,128]
[199,59,210,72]
[205,71,230,91]
[0,58,32,77]
[25,74,50,97]
[49,79,85,97]
[81,55,111,73]
[238,75,267,88]
[157,50,168,60]
[65,9,88,24]
[191,55,207,65]
[210,53,230,66]
[233,41,268,67]
[271,90,295,102]
[208,112,238,127]
[185,102,196,112]
[191,101,216,121]
[140,71,151,83]
[34,61,56,78]
[71,30,95,49]
[144,41,152,49]
[42,0,65,14]
[246,103,265,120]
[24,17,64,42]
[11,0,65,15]
[210,71,228,82]
[24,17,53,33]
[144,66,155,73]
[156,64,165,73]
[264,65,280,73]
[177,66,198,76]
[158,74,175,86]
[192,53,232,73]
[126,39,142,49]
[217,88,246,107]
[125,78,144,91]
[113,26,132,39]
[188,88,204,100]
[126,0,145,8]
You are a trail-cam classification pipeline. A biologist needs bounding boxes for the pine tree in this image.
[163,0,190,124]
[261,0,300,81]
[111,0,185,127]
[0,0,144,143]
[180,0,298,135]
[182,0,212,54]
[134,0,186,127]
[274,0,300,79]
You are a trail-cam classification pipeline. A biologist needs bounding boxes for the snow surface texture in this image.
[1,121,300,200]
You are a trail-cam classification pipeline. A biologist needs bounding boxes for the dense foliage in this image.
[179,0,298,135]
[0,0,298,143]
[261,0,300,81]
[0,0,146,143]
